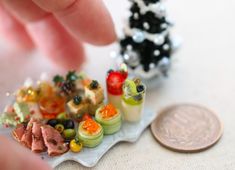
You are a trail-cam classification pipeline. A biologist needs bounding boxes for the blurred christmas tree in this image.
[119,0,175,78]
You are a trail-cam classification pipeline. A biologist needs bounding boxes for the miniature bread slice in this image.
[84,80,104,105]
[67,96,89,118]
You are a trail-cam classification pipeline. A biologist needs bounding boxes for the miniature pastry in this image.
[121,78,146,122]
[95,104,122,135]
[67,95,89,118]
[84,80,104,105]
[77,119,103,148]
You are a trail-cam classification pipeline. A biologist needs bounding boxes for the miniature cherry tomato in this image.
[82,113,92,121]
[106,71,125,95]
[70,139,83,153]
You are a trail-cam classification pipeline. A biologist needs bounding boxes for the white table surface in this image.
[0,0,235,169]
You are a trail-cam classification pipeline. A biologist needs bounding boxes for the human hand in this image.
[0,0,116,69]
[0,135,51,170]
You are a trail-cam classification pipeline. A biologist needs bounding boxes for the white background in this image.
[0,0,235,169]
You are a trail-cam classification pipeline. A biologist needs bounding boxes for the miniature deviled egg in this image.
[77,119,103,148]
[95,104,122,135]
[121,78,146,122]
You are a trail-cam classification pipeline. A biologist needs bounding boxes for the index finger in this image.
[33,0,117,45]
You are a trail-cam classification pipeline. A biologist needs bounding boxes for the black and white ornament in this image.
[154,3,166,18]
[118,0,178,80]
[123,51,140,67]
[132,30,145,43]
[154,35,164,45]
[158,57,171,75]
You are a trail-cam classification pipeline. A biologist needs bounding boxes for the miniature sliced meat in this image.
[41,125,68,156]
[31,121,46,153]
[20,119,35,149]
[12,124,26,142]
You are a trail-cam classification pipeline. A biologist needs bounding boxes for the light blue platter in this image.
[0,108,156,168]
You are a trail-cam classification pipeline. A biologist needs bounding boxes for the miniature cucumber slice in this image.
[78,133,103,148]
[95,108,121,125]
[77,121,104,148]
[78,121,103,140]
[13,102,30,122]
[102,121,122,135]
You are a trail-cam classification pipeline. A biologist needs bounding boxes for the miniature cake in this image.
[84,80,104,105]
[67,96,89,118]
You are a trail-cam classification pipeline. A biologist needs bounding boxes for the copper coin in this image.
[151,104,223,152]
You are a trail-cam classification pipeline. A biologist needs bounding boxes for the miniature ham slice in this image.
[12,124,26,142]
[41,125,68,156]
[31,121,46,153]
[20,119,35,149]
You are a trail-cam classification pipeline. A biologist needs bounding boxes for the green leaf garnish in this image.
[66,71,78,82]
[53,75,64,84]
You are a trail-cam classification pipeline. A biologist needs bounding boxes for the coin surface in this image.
[151,104,223,152]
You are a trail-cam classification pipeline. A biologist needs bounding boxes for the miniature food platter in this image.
[0,108,155,167]
[0,67,156,167]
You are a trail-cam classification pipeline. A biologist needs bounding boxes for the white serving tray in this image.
[0,108,156,168]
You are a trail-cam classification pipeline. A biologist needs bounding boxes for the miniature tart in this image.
[95,104,122,135]
[77,119,103,148]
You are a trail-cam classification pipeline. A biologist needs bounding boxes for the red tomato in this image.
[82,113,92,121]
[106,71,125,95]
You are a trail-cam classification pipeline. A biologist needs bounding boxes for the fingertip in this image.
[0,4,35,51]
[35,0,117,46]
[26,15,85,70]
[89,19,117,46]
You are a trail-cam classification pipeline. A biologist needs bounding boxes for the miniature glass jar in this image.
[121,84,146,122]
